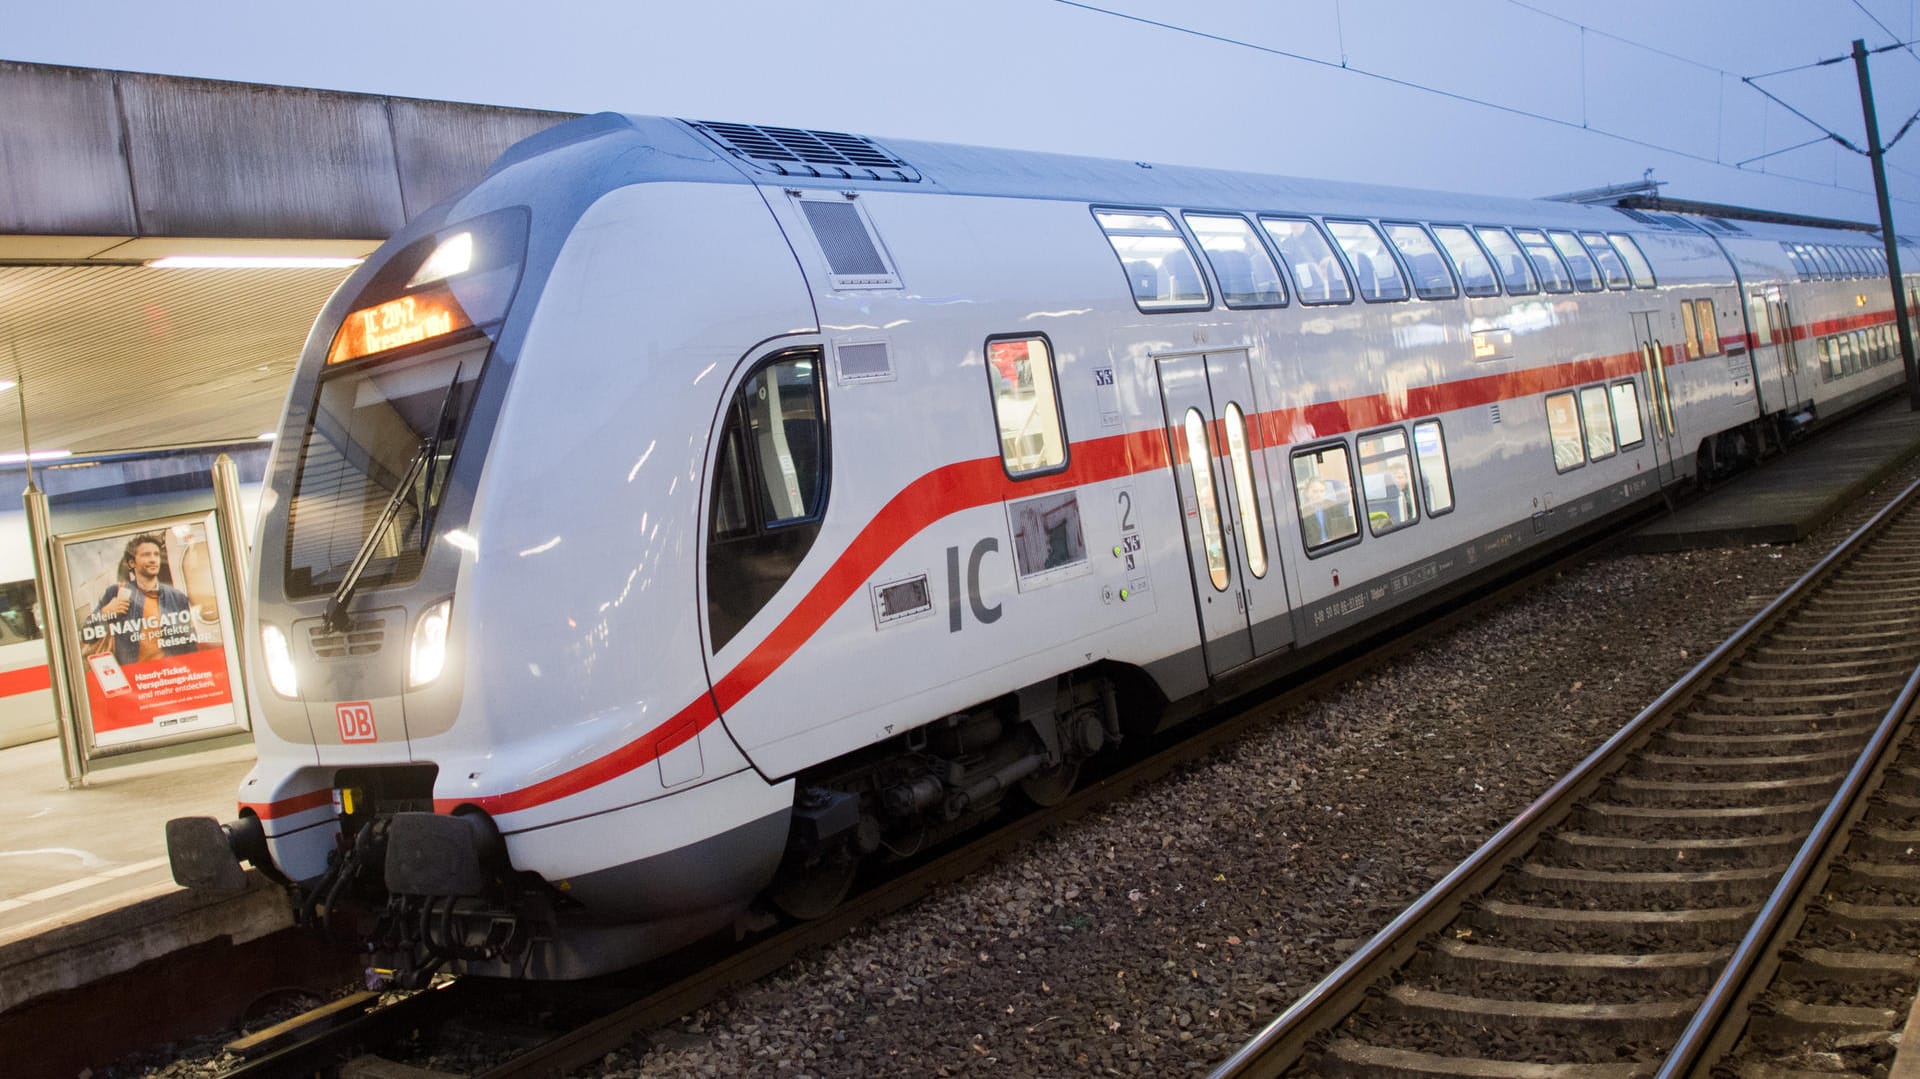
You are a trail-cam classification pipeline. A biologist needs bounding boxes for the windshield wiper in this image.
[323,366,464,633]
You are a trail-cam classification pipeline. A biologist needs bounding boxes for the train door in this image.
[1155,351,1293,677]
[1768,291,1807,409]
[1631,311,1680,486]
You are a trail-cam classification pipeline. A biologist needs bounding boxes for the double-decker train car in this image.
[166,112,1918,982]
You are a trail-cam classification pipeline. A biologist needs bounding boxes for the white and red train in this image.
[166,112,1917,981]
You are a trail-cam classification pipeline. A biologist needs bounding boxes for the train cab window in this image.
[1607,233,1656,288]
[985,335,1068,476]
[1431,225,1501,297]
[1579,385,1616,459]
[1260,216,1354,304]
[1325,220,1411,302]
[1474,227,1539,295]
[706,350,829,651]
[1222,403,1268,578]
[1513,229,1573,293]
[1093,210,1210,312]
[1184,213,1287,308]
[1412,420,1454,515]
[1610,381,1645,449]
[1291,444,1360,552]
[1580,232,1632,289]
[1693,300,1722,357]
[1546,391,1585,472]
[1355,428,1418,536]
[1548,231,1603,292]
[1383,222,1459,300]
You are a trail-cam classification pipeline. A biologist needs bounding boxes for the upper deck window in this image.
[1475,228,1539,295]
[1548,231,1603,292]
[1183,213,1287,308]
[1432,225,1501,297]
[1607,233,1656,287]
[1093,210,1210,312]
[1260,216,1354,304]
[1325,220,1411,302]
[1579,232,1632,289]
[1383,223,1459,300]
[1514,229,1573,293]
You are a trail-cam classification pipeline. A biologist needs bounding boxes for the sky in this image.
[7,0,1920,232]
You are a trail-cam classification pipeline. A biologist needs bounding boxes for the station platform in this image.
[1625,395,1920,551]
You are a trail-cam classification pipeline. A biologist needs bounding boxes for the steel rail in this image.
[1207,474,1920,1079]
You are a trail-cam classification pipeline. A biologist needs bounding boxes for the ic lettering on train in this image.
[946,538,1002,632]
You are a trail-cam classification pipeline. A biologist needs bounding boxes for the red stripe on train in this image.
[0,664,50,698]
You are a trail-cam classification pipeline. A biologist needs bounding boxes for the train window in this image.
[1843,248,1869,275]
[1546,391,1585,472]
[1694,300,1721,357]
[1411,420,1454,516]
[1610,381,1645,448]
[1356,428,1418,536]
[1382,223,1459,300]
[0,580,40,644]
[1292,444,1359,552]
[1183,409,1230,591]
[1548,231,1603,291]
[706,349,830,650]
[1325,220,1411,302]
[1681,301,1700,359]
[1093,210,1210,312]
[1259,216,1354,304]
[1813,246,1841,279]
[1819,337,1836,379]
[1183,213,1287,308]
[1607,234,1656,288]
[1782,244,1808,279]
[1580,232,1632,289]
[1431,225,1501,297]
[1513,230,1573,293]
[985,336,1068,477]
[1474,227,1538,295]
[1222,403,1268,578]
[1579,385,1616,459]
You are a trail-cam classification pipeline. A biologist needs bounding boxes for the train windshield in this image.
[283,338,488,598]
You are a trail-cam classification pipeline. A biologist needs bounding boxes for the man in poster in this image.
[87,533,199,663]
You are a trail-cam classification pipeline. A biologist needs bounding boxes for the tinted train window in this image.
[1686,300,1721,358]
[986,336,1068,476]
[1610,381,1645,448]
[1094,210,1210,311]
[1261,216,1354,305]
[1608,234,1656,287]
[1356,429,1417,536]
[1412,420,1454,515]
[1184,213,1286,308]
[1580,232,1632,289]
[1579,385,1616,459]
[706,350,829,651]
[1291,444,1360,552]
[1383,223,1459,300]
[1548,231,1602,291]
[1546,391,1585,472]
[1514,229,1572,293]
[1325,220,1410,302]
[1432,226,1500,297]
[1474,227,1538,295]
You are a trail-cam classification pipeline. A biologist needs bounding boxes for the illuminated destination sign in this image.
[327,289,472,365]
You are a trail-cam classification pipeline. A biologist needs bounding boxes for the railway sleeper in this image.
[1631,749,1854,780]
[1872,767,1920,798]
[1547,830,1801,869]
[1513,862,1781,904]
[1813,898,1920,931]
[1851,824,1920,859]
[1674,709,1881,735]
[1371,984,1694,1041]
[1719,673,1919,696]
[1427,938,1730,990]
[1466,898,1757,948]
[1781,947,1920,982]
[1315,1039,1656,1079]
[1825,860,1920,892]
[1575,799,1829,837]
[1606,773,1846,806]
[1746,999,1902,1048]
[1657,726,1875,754]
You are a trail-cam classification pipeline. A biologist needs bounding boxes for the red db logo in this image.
[336,702,377,743]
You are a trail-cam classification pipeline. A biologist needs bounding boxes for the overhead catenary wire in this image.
[1049,0,1919,208]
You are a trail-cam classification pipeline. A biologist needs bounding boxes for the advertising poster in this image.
[58,513,248,753]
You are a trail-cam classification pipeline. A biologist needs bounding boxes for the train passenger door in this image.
[1631,311,1679,486]
[1155,351,1293,677]
[1772,295,1806,408]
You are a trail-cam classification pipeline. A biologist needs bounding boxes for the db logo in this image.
[336,702,377,743]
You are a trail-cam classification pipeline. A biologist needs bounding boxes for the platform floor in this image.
[1624,396,1920,551]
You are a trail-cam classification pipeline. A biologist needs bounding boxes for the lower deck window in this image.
[1291,444,1359,551]
[1546,392,1584,472]
[1356,429,1418,535]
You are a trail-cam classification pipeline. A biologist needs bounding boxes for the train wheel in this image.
[767,852,858,921]
[1019,762,1081,807]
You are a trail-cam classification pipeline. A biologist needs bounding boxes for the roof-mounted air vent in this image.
[688,120,922,183]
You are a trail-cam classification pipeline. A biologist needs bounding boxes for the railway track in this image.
[1213,476,1920,1078]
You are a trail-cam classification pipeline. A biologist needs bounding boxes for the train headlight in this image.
[409,600,452,688]
[261,624,298,698]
